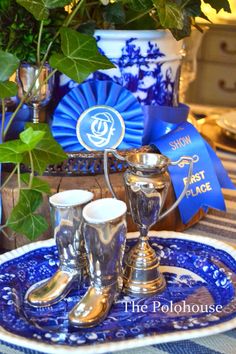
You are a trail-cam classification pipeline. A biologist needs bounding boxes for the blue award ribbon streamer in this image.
[142,104,190,144]
[150,122,235,224]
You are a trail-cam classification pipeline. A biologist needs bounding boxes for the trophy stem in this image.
[139,225,149,239]
[32,103,40,124]
[123,228,166,296]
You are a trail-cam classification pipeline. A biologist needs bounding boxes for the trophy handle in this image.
[104,149,126,199]
[159,156,193,221]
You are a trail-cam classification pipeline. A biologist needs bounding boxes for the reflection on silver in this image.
[26,190,93,307]
[104,150,193,296]
[69,198,127,327]
[17,63,54,123]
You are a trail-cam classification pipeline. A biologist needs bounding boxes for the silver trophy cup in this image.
[104,150,193,296]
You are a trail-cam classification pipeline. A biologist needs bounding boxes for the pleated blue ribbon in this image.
[52,80,144,151]
[142,103,190,144]
[150,122,235,224]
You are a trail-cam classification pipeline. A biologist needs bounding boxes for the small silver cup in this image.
[17,63,54,123]
[69,198,127,327]
[26,189,94,307]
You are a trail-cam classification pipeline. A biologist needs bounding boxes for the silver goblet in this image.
[179,27,207,103]
[17,63,54,123]
[104,150,193,297]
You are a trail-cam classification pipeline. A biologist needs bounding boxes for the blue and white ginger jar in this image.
[58,30,183,107]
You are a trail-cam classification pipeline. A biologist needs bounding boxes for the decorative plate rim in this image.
[1,231,236,354]
[200,118,236,154]
[217,119,236,136]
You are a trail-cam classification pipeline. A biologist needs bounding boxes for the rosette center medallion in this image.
[76,105,125,151]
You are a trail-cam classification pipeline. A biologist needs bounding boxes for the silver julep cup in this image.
[26,189,94,307]
[69,198,127,327]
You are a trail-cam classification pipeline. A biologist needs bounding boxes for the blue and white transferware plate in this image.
[51,80,144,152]
[0,231,236,354]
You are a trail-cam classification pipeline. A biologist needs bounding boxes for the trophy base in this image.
[122,239,166,297]
[123,272,166,297]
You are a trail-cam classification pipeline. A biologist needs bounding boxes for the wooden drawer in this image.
[199,28,236,64]
[188,61,236,106]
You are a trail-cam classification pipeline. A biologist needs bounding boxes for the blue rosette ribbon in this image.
[52,80,144,152]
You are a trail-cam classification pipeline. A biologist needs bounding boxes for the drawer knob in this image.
[218,80,236,93]
[220,41,236,55]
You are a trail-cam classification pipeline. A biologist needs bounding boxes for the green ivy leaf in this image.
[7,189,48,240]
[0,50,19,81]
[0,81,18,99]
[153,0,183,30]
[122,10,157,30]
[103,3,126,24]
[20,174,51,194]
[49,28,115,83]
[77,22,96,36]
[23,123,67,175]
[0,0,11,11]
[181,0,201,17]
[19,127,45,151]
[177,0,210,21]
[17,0,47,20]
[170,15,192,40]
[0,140,27,163]
[17,0,71,20]
[127,0,153,12]
[26,122,51,132]
[203,0,231,13]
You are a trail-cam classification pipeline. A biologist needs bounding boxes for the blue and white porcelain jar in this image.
[57,30,183,107]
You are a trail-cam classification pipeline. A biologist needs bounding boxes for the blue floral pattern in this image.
[56,37,178,107]
[92,37,175,106]
[0,235,236,353]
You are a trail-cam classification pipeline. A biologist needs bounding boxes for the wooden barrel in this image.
[1,173,204,250]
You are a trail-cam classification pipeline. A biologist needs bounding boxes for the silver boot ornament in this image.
[69,198,127,327]
[26,189,94,306]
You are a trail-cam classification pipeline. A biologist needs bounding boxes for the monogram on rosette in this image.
[76,105,125,151]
